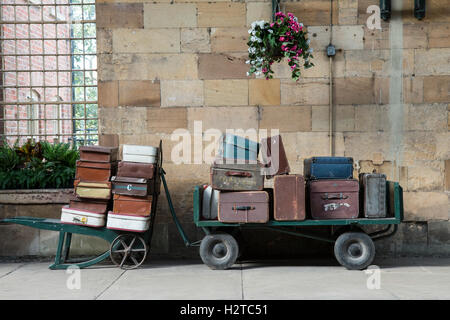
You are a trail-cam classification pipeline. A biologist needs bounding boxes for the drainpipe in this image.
[327,0,335,156]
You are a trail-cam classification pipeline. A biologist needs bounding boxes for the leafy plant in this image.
[0,141,79,190]
[246,12,314,81]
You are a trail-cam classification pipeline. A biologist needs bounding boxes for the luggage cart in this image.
[187,181,404,270]
[0,142,165,270]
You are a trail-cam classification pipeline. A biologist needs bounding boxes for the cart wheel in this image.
[199,233,239,270]
[110,234,148,270]
[334,232,375,270]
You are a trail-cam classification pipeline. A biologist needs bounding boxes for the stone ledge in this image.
[0,189,73,205]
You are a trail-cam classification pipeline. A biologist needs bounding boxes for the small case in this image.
[61,205,106,227]
[75,160,117,182]
[106,212,150,232]
[122,145,158,164]
[79,146,118,163]
[111,176,154,197]
[117,161,156,179]
[112,194,153,216]
[74,180,111,200]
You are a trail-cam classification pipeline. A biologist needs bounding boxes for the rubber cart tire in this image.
[199,233,239,270]
[334,232,375,270]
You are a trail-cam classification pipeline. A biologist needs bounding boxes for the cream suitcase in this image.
[61,206,106,227]
[106,212,150,232]
[122,145,158,164]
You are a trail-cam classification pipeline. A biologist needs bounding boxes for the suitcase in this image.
[304,157,353,180]
[75,161,117,182]
[69,196,109,214]
[117,161,156,179]
[106,212,150,232]
[309,179,359,219]
[260,135,290,178]
[113,194,153,216]
[274,174,306,221]
[359,173,387,218]
[111,176,154,197]
[61,206,106,227]
[210,162,264,191]
[74,180,111,200]
[122,145,158,164]
[218,191,269,223]
[202,185,219,220]
[79,146,118,163]
[217,133,259,161]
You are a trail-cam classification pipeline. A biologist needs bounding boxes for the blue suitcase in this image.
[217,134,259,161]
[303,157,353,180]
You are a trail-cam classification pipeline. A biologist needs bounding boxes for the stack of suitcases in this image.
[203,133,305,223]
[60,144,161,231]
[61,146,118,227]
[107,144,159,232]
[203,134,389,222]
[304,157,387,219]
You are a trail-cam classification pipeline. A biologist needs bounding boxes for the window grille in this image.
[0,0,98,146]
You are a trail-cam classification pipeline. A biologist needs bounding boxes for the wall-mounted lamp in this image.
[414,0,426,20]
[380,0,391,21]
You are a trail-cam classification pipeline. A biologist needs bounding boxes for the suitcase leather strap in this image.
[225,171,252,177]
[321,193,348,200]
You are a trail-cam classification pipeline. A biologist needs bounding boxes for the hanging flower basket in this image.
[246,12,314,81]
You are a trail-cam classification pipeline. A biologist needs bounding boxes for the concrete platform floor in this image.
[0,257,449,300]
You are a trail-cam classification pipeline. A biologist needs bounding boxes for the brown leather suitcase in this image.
[210,162,264,191]
[113,194,153,216]
[260,135,290,178]
[111,176,156,197]
[274,174,306,221]
[79,146,118,163]
[116,161,156,179]
[309,179,359,219]
[69,196,109,214]
[218,191,269,223]
[74,180,112,200]
[75,161,117,182]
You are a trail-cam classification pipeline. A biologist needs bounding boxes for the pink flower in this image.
[291,45,297,51]
[270,23,275,27]
[279,36,285,41]
[262,67,268,73]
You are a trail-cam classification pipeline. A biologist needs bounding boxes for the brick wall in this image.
[1,0,72,144]
[96,0,449,257]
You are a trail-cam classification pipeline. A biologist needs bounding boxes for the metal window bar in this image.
[0,0,98,146]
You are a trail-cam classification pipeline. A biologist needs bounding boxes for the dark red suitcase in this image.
[218,191,269,223]
[69,196,109,214]
[274,174,306,221]
[75,160,117,182]
[260,135,290,178]
[116,161,156,179]
[309,179,359,219]
[79,146,118,163]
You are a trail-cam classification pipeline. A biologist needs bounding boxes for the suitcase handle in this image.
[321,193,348,200]
[233,206,255,211]
[225,171,252,177]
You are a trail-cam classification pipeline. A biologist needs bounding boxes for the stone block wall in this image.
[83,0,450,257]
[4,0,448,260]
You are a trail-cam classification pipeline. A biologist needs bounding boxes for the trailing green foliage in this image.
[0,141,79,190]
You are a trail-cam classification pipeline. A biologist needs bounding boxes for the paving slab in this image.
[0,258,449,300]
[98,260,242,300]
[0,262,124,300]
